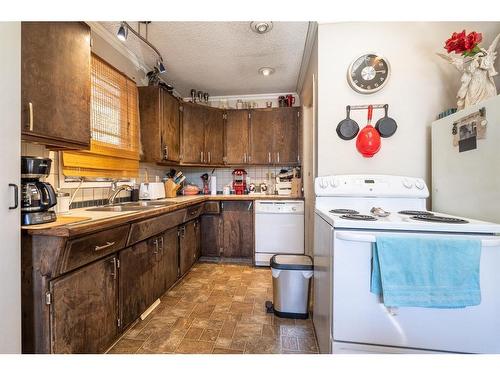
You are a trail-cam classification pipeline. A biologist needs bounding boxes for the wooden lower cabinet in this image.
[201,214,222,257]
[221,201,254,259]
[179,219,200,276]
[120,228,179,329]
[158,228,180,292]
[49,255,119,354]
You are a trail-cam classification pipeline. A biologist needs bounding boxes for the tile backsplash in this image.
[22,141,296,209]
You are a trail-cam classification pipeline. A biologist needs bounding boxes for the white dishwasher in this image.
[254,200,304,266]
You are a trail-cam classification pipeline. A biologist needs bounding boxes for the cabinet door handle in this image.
[159,236,164,251]
[28,102,34,131]
[277,152,280,163]
[248,202,253,211]
[268,152,271,163]
[208,151,211,163]
[8,183,18,210]
[243,153,247,163]
[111,257,117,280]
[94,241,116,252]
[163,145,169,160]
[200,151,204,163]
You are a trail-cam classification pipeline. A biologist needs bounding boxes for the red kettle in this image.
[356,105,381,158]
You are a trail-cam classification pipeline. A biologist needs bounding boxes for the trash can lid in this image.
[270,254,313,271]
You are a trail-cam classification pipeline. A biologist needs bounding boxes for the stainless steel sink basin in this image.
[122,201,178,207]
[85,205,153,212]
[85,201,177,212]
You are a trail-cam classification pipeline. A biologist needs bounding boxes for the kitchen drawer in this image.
[60,225,129,274]
[203,201,220,214]
[185,204,204,221]
[127,209,186,246]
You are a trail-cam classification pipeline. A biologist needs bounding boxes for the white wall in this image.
[317,22,500,185]
[299,34,318,256]
[0,22,21,353]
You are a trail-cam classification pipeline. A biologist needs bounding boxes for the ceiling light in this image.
[250,21,273,34]
[258,67,275,76]
[117,22,128,41]
[157,60,166,74]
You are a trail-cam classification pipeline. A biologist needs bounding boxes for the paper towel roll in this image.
[210,176,217,195]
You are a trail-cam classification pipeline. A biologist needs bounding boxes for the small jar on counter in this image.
[55,191,71,214]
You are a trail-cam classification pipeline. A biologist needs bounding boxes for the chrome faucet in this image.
[108,181,133,205]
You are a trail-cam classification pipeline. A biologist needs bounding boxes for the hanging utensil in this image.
[336,105,359,140]
[375,104,398,138]
[356,105,381,158]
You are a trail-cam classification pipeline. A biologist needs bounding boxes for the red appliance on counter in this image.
[232,169,247,195]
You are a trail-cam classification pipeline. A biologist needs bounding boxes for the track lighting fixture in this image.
[117,22,128,41]
[116,21,166,74]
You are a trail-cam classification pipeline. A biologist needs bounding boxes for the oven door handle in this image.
[336,232,376,243]
[482,239,500,247]
[336,232,500,247]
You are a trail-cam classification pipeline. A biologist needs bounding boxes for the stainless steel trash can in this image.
[270,254,313,319]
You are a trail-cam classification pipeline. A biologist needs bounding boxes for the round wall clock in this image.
[347,53,390,94]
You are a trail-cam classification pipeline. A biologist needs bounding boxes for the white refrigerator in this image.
[0,22,21,353]
[432,94,500,224]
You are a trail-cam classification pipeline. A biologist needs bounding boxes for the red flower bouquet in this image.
[445,30,483,56]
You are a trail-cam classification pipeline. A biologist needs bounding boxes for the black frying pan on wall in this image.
[375,104,397,138]
[336,105,359,140]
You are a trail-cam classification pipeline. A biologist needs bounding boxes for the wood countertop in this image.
[23,194,303,237]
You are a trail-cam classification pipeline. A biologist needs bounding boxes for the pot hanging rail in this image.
[336,103,398,157]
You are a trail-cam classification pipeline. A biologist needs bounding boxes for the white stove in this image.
[312,174,500,354]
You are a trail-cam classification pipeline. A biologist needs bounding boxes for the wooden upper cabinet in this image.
[139,87,180,163]
[204,107,224,165]
[21,22,91,149]
[181,102,205,164]
[181,103,224,165]
[249,109,275,164]
[225,110,250,165]
[273,107,300,165]
[161,90,181,162]
[249,107,300,165]
[49,256,118,353]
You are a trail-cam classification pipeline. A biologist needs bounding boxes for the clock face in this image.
[347,53,390,94]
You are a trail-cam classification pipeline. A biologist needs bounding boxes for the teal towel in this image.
[371,236,481,308]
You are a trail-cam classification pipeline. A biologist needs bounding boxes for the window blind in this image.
[63,54,140,179]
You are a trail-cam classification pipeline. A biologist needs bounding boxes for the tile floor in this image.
[108,262,319,354]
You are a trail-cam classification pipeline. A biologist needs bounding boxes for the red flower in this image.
[445,30,467,54]
[465,31,482,50]
[444,30,483,55]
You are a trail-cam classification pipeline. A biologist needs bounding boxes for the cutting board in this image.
[22,216,92,230]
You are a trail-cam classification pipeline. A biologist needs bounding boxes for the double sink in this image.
[86,201,178,212]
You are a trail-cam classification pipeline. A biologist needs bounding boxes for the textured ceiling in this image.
[99,21,309,96]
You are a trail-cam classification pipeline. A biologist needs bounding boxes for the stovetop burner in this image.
[398,210,434,216]
[340,214,377,221]
[330,209,359,215]
[411,215,469,224]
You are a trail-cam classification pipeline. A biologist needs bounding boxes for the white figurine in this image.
[438,33,500,109]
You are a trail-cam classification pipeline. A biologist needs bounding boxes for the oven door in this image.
[332,229,500,353]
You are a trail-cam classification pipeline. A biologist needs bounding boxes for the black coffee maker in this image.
[21,156,57,225]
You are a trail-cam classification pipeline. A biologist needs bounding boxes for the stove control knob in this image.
[402,178,413,189]
[415,180,425,190]
[319,178,328,189]
[329,177,338,188]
